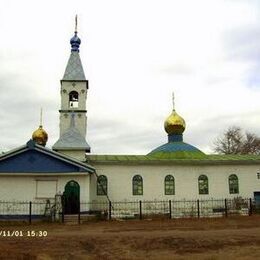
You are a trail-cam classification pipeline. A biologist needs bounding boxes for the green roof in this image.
[148,141,205,159]
[85,154,260,165]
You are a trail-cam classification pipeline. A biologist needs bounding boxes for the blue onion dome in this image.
[70,32,81,52]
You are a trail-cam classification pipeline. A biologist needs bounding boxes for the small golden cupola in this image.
[164,93,186,135]
[32,109,48,146]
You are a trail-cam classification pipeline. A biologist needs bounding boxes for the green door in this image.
[63,180,80,214]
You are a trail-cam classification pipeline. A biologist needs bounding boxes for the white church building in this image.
[1,26,260,215]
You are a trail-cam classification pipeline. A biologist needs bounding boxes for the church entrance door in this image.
[63,180,80,214]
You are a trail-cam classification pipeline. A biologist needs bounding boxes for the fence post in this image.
[109,201,112,220]
[169,200,172,219]
[61,195,65,223]
[224,199,228,217]
[139,200,142,220]
[249,198,253,216]
[197,199,200,218]
[78,207,81,225]
[29,201,32,225]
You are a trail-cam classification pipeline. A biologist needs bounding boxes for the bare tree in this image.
[213,126,260,155]
[242,132,260,155]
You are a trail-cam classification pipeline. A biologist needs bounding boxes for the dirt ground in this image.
[0,216,260,259]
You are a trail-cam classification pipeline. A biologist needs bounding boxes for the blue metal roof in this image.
[150,141,202,153]
[148,135,206,159]
[0,140,95,173]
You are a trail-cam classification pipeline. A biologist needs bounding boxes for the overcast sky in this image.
[1,0,260,155]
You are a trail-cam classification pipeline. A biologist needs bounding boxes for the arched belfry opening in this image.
[69,91,79,108]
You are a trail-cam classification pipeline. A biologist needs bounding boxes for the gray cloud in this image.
[87,116,165,154]
[222,24,260,88]
[0,66,59,151]
[186,112,260,154]
[2,1,260,158]
[223,25,260,62]
[158,63,194,75]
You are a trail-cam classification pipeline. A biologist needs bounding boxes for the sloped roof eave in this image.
[0,140,95,173]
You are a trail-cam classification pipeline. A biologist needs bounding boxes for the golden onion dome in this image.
[32,125,48,146]
[164,109,186,135]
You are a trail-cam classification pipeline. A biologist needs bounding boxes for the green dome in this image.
[148,134,205,159]
[148,141,206,159]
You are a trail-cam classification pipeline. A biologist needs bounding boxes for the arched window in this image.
[198,175,208,194]
[97,175,107,195]
[229,174,239,194]
[132,175,143,195]
[165,175,175,195]
[69,91,79,108]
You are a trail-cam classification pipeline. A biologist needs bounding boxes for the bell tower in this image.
[53,16,90,160]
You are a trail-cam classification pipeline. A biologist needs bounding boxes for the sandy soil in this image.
[0,216,260,259]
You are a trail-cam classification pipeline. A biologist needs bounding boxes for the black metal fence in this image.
[0,199,56,223]
[76,197,255,223]
[0,197,256,224]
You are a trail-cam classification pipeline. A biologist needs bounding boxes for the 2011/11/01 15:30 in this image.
[0,230,48,237]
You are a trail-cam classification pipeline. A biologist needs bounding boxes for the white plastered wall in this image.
[0,174,91,202]
[57,150,86,162]
[60,81,88,138]
[90,163,260,201]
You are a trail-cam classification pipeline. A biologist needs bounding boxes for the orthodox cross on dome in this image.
[75,15,78,33]
[70,15,81,52]
[32,107,48,146]
[172,92,175,111]
[40,107,43,127]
